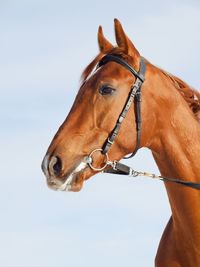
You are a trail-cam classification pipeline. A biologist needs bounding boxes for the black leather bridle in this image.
[98,54,146,157]
[87,54,200,190]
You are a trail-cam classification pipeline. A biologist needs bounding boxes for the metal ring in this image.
[87,148,109,171]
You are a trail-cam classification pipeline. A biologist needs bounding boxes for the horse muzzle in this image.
[41,154,88,192]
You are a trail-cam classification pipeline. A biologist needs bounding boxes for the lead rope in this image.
[104,161,200,190]
[87,151,200,190]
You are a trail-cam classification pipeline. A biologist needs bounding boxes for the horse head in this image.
[42,19,159,191]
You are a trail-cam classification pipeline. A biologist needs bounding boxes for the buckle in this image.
[107,138,113,145]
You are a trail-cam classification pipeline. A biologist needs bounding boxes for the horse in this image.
[42,19,200,266]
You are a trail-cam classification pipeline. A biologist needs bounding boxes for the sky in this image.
[1,1,200,266]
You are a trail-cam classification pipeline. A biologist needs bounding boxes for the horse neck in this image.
[148,75,200,239]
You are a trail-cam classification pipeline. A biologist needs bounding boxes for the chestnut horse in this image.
[42,19,200,266]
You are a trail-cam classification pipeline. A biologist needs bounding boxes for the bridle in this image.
[87,54,200,190]
[99,55,146,157]
[87,54,145,170]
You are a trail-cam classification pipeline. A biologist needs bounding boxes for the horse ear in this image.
[98,26,113,53]
[114,18,140,60]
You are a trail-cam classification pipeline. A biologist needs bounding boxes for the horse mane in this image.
[161,70,200,122]
[81,50,200,122]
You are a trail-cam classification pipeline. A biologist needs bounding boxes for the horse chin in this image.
[63,172,85,192]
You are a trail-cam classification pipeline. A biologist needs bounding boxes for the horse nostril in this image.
[53,156,62,175]
[49,156,62,176]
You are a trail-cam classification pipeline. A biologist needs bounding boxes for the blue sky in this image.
[1,1,200,266]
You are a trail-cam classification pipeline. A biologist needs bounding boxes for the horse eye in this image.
[99,87,115,95]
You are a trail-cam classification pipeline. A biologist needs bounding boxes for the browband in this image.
[98,54,145,82]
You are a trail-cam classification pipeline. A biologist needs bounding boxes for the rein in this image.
[87,55,200,190]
